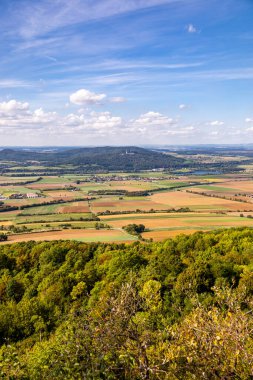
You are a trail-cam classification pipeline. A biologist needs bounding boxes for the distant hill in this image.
[0,146,186,171]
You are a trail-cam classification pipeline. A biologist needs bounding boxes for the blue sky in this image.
[0,0,253,145]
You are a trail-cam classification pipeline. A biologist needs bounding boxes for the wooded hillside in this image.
[0,228,253,379]
[0,146,186,171]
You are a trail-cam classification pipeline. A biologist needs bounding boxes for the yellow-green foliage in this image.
[0,227,253,378]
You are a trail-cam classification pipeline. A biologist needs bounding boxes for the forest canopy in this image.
[0,227,253,379]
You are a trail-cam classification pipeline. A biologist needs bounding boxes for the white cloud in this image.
[184,125,194,130]
[88,111,122,131]
[70,89,107,105]
[0,100,29,115]
[110,97,127,103]
[69,89,127,106]
[133,111,176,127]
[127,111,196,138]
[63,111,122,132]
[209,120,224,126]
[179,104,188,110]
[0,98,229,144]
[0,100,58,129]
[187,24,197,33]
[245,117,253,123]
[32,108,57,124]
[0,98,123,138]
[231,129,242,135]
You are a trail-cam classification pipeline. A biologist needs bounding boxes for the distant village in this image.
[79,175,179,183]
[0,192,41,200]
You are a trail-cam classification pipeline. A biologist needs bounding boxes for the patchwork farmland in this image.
[1,167,253,243]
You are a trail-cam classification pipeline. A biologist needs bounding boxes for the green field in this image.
[193,185,235,192]
[16,213,93,224]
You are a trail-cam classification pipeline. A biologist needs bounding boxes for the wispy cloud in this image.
[93,60,204,71]
[10,0,180,39]
[0,79,32,88]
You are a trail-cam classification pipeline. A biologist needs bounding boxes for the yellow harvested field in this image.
[103,181,152,191]
[43,190,79,199]
[81,180,155,192]
[3,229,133,244]
[142,229,200,240]
[0,221,13,226]
[215,180,253,192]
[90,198,166,212]
[103,216,190,229]
[101,212,253,230]
[151,190,253,211]
[6,198,47,206]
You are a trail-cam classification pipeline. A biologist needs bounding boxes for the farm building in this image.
[26,193,39,199]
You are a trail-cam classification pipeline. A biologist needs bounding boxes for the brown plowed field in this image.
[58,205,90,213]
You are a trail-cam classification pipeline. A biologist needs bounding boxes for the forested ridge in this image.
[1,228,253,379]
[0,146,242,174]
[0,146,186,171]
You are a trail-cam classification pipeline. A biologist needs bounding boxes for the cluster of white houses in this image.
[0,193,40,200]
